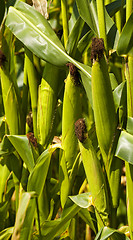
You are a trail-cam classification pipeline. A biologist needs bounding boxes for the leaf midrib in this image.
[8,6,91,78]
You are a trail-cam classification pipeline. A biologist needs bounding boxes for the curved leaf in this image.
[76,0,99,35]
[12,192,36,240]
[0,227,14,240]
[76,0,119,50]
[69,192,91,208]
[7,135,35,172]
[115,131,133,164]
[127,117,133,135]
[27,146,58,196]
[106,0,126,17]
[117,13,133,56]
[5,1,92,81]
[95,226,130,240]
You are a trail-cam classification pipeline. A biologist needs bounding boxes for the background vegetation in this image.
[0,0,133,239]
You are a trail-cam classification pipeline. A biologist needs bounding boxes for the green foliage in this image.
[0,0,133,239]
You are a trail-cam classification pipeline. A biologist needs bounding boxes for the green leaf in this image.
[79,65,92,107]
[115,131,133,164]
[95,226,130,240]
[0,165,10,202]
[6,0,66,66]
[126,117,133,135]
[76,0,99,35]
[113,81,126,110]
[0,227,14,240]
[5,1,92,79]
[79,208,96,233]
[117,13,133,56]
[27,146,58,196]
[66,17,85,57]
[69,192,91,208]
[106,0,126,17]
[0,202,9,231]
[7,135,35,172]
[41,199,80,240]
[12,192,36,240]
[77,30,94,55]
[76,0,119,50]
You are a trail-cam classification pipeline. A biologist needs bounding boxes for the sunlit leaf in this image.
[41,199,80,240]
[69,192,91,208]
[126,117,133,135]
[95,226,130,240]
[5,0,92,83]
[27,146,58,196]
[0,227,14,240]
[7,135,35,172]
[115,131,133,164]
[12,192,36,240]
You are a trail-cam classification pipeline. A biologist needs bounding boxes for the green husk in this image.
[91,55,117,166]
[62,66,82,170]
[37,63,62,148]
[60,64,82,208]
[76,119,110,228]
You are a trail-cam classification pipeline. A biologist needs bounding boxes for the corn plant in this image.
[0,0,133,239]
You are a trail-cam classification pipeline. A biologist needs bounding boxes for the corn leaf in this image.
[12,192,36,240]
[5,0,92,80]
[0,165,10,202]
[0,227,14,240]
[76,0,99,35]
[126,117,133,135]
[7,135,35,172]
[27,146,59,196]
[115,131,133,164]
[106,0,126,17]
[41,199,80,240]
[95,226,130,240]
[117,13,133,56]
[76,0,119,50]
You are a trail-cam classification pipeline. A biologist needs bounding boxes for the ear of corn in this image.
[60,64,82,207]
[37,63,62,148]
[91,38,117,166]
[91,38,121,228]
[75,118,110,228]
[62,64,82,171]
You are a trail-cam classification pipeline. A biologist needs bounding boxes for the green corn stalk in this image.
[96,0,107,51]
[61,0,69,48]
[75,118,110,228]
[37,63,62,148]
[25,48,38,138]
[60,63,82,208]
[125,1,133,238]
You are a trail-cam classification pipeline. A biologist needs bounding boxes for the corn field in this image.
[0,0,133,239]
